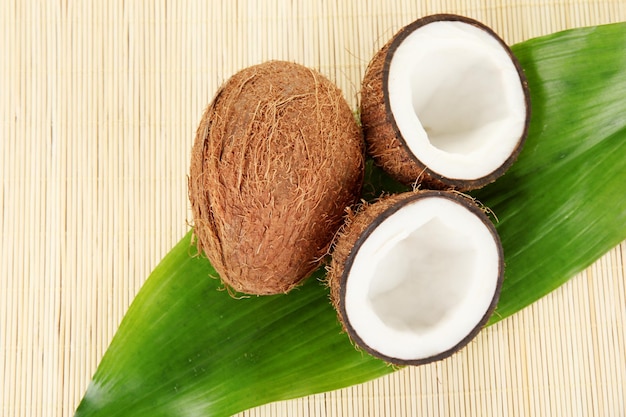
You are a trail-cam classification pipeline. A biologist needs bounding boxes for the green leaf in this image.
[75,22,626,416]
[75,235,390,416]
[476,22,626,322]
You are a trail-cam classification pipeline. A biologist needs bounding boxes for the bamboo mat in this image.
[1,1,625,416]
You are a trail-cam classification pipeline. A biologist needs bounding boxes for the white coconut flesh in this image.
[387,20,527,180]
[344,196,501,362]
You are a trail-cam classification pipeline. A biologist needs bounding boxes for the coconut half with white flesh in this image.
[360,14,530,190]
[328,190,503,365]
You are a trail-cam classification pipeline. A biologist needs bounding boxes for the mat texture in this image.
[1,1,625,416]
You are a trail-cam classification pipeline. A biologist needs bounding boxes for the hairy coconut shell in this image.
[327,193,410,314]
[360,43,439,188]
[328,191,429,320]
[360,14,530,191]
[327,190,503,365]
[189,61,364,295]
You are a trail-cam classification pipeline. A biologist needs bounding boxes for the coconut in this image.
[189,61,365,295]
[360,14,530,190]
[327,190,503,365]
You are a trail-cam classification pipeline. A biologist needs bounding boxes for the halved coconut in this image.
[360,14,530,190]
[328,190,503,365]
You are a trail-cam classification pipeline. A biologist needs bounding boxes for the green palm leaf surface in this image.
[74,22,626,417]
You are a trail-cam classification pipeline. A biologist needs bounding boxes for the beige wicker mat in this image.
[1,1,625,416]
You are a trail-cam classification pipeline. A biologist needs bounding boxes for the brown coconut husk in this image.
[360,14,530,191]
[189,61,364,295]
[360,44,447,189]
[326,192,410,318]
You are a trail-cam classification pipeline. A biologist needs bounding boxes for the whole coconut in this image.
[189,61,364,295]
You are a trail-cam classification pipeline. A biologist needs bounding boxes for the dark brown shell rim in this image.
[381,14,531,190]
[338,190,504,366]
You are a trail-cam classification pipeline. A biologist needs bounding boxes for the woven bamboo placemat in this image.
[1,1,625,416]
